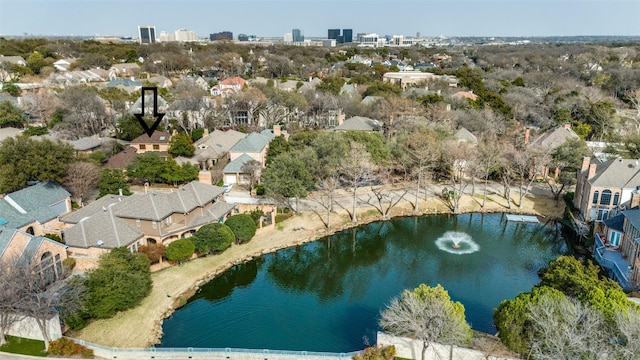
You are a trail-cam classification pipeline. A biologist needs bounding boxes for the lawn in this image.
[0,335,47,357]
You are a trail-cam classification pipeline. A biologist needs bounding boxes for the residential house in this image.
[46,68,110,88]
[334,116,382,132]
[574,157,640,224]
[593,198,640,290]
[453,127,478,145]
[223,130,276,185]
[105,146,138,169]
[52,58,75,72]
[129,93,169,116]
[103,78,142,94]
[211,76,247,97]
[66,136,113,155]
[451,91,479,102]
[0,181,71,282]
[0,55,26,81]
[383,71,457,90]
[146,75,173,89]
[193,128,246,169]
[130,131,171,156]
[109,63,141,78]
[62,182,235,270]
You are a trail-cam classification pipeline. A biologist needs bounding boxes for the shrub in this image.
[165,238,195,262]
[44,233,64,244]
[352,345,396,360]
[47,337,94,358]
[138,243,166,264]
[275,212,293,223]
[62,258,76,272]
[224,214,257,244]
[255,183,265,196]
[191,223,235,254]
[248,208,264,227]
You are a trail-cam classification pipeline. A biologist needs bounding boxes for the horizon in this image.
[1,0,639,39]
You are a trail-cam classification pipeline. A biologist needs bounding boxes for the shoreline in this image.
[70,188,565,349]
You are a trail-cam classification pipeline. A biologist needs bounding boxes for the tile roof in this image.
[219,76,247,86]
[131,131,171,144]
[105,146,137,168]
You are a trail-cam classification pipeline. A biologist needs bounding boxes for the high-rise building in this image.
[328,29,340,40]
[138,26,156,44]
[174,29,196,42]
[292,29,304,43]
[283,33,293,43]
[342,29,353,43]
[210,31,233,41]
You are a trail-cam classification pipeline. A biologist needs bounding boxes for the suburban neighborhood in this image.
[0,22,640,360]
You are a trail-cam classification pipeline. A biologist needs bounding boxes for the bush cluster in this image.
[352,345,396,360]
[47,338,94,358]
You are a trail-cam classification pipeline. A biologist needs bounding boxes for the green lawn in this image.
[0,335,47,357]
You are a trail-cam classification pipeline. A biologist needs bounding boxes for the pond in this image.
[159,213,568,352]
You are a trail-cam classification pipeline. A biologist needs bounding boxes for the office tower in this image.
[292,29,304,42]
[210,31,233,41]
[328,29,340,40]
[342,29,353,43]
[138,26,156,44]
[238,34,249,41]
[283,33,293,43]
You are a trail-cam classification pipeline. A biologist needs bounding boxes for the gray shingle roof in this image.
[63,205,143,249]
[334,116,381,132]
[223,153,256,174]
[61,194,128,224]
[530,126,579,149]
[623,208,640,233]
[4,181,70,223]
[454,127,478,144]
[586,158,640,188]
[230,132,271,154]
[194,129,246,160]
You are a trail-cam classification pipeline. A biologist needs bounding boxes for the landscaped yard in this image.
[0,335,46,357]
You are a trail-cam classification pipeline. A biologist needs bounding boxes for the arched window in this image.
[592,191,599,204]
[26,226,34,235]
[600,190,612,205]
[613,192,620,206]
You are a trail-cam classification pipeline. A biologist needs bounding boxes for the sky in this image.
[1,0,639,38]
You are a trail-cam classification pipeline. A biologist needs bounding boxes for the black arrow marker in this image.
[135,87,165,137]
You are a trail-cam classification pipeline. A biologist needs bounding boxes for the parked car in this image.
[222,183,233,193]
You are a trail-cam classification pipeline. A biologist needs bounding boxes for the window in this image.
[136,219,141,227]
[166,216,172,225]
[597,208,609,221]
[140,144,146,150]
[609,231,621,247]
[600,190,612,205]
[152,221,157,229]
[613,192,620,206]
[153,144,160,150]
[235,111,249,125]
[592,190,599,204]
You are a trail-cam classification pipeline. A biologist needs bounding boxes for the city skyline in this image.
[1,0,639,39]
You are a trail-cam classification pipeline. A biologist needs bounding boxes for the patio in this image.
[594,234,633,290]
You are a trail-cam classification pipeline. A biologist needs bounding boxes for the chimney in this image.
[524,128,530,145]
[273,124,281,136]
[630,188,640,209]
[562,122,572,130]
[203,128,209,137]
[118,188,123,196]
[581,157,591,172]
[587,163,597,180]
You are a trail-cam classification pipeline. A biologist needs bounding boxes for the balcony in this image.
[593,233,633,290]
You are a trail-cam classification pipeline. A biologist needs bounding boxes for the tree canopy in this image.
[224,214,257,244]
[191,222,235,254]
[0,99,25,128]
[380,284,472,360]
[0,136,74,193]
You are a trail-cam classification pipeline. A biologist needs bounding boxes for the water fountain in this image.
[435,231,480,254]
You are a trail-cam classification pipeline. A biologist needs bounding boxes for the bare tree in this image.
[58,85,108,137]
[64,161,101,205]
[0,258,85,350]
[625,88,640,134]
[527,294,610,360]
[339,142,374,223]
[308,174,340,230]
[380,284,472,360]
[361,185,407,220]
[0,258,26,346]
[399,127,441,214]
[507,145,547,209]
[240,159,261,191]
[441,141,476,214]
[477,140,501,211]
[613,306,640,359]
[20,89,61,126]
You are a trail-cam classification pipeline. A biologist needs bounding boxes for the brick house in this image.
[61,182,235,270]
[574,157,640,224]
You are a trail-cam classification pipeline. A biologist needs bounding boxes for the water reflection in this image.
[160,213,568,352]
